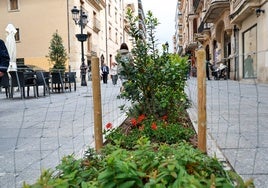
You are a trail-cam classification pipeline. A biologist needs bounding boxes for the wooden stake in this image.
[196,48,207,153]
[91,57,103,152]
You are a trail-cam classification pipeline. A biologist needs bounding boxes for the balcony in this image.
[203,0,230,23]
[87,44,98,57]
[230,0,266,24]
[93,17,101,33]
[198,21,211,34]
[88,0,105,10]
[193,0,204,12]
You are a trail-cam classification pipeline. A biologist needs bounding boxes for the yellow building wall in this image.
[24,57,69,72]
[0,0,70,70]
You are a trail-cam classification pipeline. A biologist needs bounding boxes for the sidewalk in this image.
[185,78,268,188]
[0,81,128,188]
[1,78,267,188]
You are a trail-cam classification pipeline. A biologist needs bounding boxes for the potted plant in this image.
[47,31,67,74]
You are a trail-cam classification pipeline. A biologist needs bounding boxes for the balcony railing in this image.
[233,0,245,10]
[203,0,229,23]
[230,0,264,22]
[198,21,211,33]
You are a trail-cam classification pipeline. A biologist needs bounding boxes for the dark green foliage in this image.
[116,9,189,123]
[23,10,254,188]
[104,114,195,149]
[23,138,254,188]
[47,31,67,72]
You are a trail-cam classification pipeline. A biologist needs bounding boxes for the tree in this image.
[47,31,67,72]
[116,9,189,122]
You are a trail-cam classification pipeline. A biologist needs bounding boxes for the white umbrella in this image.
[5,24,17,71]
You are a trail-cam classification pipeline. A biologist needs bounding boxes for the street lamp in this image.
[71,1,88,86]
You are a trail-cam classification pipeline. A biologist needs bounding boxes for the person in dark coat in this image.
[206,60,212,80]
[0,39,10,81]
[101,63,109,84]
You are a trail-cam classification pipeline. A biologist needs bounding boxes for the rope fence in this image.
[186,77,268,187]
[0,77,129,188]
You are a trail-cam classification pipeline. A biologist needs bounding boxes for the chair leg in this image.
[22,87,25,99]
[35,86,38,98]
[27,86,30,97]
[46,84,50,95]
[36,86,39,97]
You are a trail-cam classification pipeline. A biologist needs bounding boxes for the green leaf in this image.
[117,180,136,188]
[98,170,114,180]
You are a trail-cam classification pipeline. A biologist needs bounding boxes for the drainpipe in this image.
[122,0,125,43]
[67,0,71,71]
[67,0,71,54]
[234,25,239,80]
[105,0,108,65]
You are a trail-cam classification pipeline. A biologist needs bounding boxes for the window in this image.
[115,11,118,23]
[115,32,118,44]
[9,0,19,10]
[87,33,92,53]
[15,28,20,41]
[108,4,111,16]
[109,27,111,39]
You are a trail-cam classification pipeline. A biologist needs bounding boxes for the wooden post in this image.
[91,56,103,151]
[196,48,207,153]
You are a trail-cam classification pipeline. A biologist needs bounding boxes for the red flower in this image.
[131,118,137,126]
[162,115,168,121]
[137,114,146,123]
[105,122,113,129]
[151,122,157,130]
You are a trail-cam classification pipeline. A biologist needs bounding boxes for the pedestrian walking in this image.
[0,39,10,81]
[101,63,109,84]
[110,62,118,85]
[115,43,133,91]
[206,60,212,80]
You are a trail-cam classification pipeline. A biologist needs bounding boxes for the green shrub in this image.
[23,10,253,188]
[117,10,189,123]
[23,138,253,188]
[104,114,195,149]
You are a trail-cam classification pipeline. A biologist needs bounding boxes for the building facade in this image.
[175,0,268,82]
[0,0,147,82]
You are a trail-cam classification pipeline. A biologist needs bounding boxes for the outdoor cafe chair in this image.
[36,71,50,96]
[51,72,64,93]
[65,72,76,92]
[0,73,10,98]
[9,71,38,99]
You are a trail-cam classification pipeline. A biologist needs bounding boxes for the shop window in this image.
[243,25,257,78]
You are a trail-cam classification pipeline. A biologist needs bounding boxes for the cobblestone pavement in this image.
[0,81,128,188]
[186,78,268,188]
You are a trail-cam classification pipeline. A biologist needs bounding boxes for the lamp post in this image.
[71,0,88,86]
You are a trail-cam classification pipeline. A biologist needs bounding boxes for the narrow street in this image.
[0,81,129,188]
